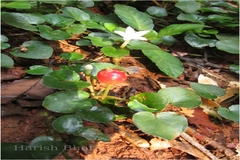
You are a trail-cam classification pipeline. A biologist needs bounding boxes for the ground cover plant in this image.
[1,0,239,159]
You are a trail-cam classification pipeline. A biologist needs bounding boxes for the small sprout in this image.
[97,68,127,99]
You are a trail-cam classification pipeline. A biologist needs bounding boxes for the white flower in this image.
[114,26,149,41]
[114,26,150,48]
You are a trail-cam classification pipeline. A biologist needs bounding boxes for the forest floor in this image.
[1,5,239,160]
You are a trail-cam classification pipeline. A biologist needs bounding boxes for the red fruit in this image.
[97,68,127,84]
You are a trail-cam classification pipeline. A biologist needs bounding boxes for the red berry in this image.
[97,68,127,84]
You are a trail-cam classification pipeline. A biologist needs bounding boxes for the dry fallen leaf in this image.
[198,74,218,86]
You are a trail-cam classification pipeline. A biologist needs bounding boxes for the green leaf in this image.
[43,91,92,113]
[76,39,92,46]
[1,12,44,31]
[1,143,33,159]
[159,36,176,46]
[200,7,228,13]
[159,24,205,37]
[175,0,201,13]
[101,46,129,58]
[26,65,53,75]
[207,14,235,22]
[1,54,14,68]
[66,24,86,34]
[104,23,119,32]
[128,41,159,50]
[218,105,239,123]
[158,87,202,108]
[130,92,168,111]
[229,64,239,74]
[216,34,239,54]
[133,112,188,140]
[77,128,110,142]
[60,52,83,61]
[76,105,114,123]
[68,136,89,146]
[38,25,72,40]
[81,21,107,32]
[52,114,83,134]
[114,4,154,30]
[1,35,10,50]
[10,40,53,59]
[43,14,75,27]
[190,82,226,99]
[85,36,114,47]
[128,99,159,112]
[142,49,184,78]
[42,69,90,90]
[184,32,217,48]
[2,1,32,9]
[146,6,168,17]
[177,13,206,23]
[78,0,94,7]
[62,7,90,21]
[28,136,65,159]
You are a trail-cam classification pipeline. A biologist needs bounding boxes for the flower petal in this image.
[125,26,135,34]
[114,31,126,37]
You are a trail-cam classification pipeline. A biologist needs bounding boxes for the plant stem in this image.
[120,40,130,48]
[101,84,112,99]
[85,76,95,96]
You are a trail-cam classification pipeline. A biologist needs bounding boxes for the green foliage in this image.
[1,54,14,68]
[114,4,154,30]
[133,112,188,140]
[10,41,53,59]
[1,1,238,156]
[26,65,53,75]
[190,82,226,99]
[218,105,239,123]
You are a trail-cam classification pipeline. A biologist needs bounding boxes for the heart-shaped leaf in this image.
[52,114,83,134]
[130,92,168,111]
[26,65,53,75]
[158,87,202,108]
[142,49,184,78]
[10,40,53,59]
[43,91,93,113]
[1,54,14,68]
[114,4,154,30]
[218,104,239,123]
[133,112,188,140]
[38,25,72,40]
[42,69,89,90]
[177,13,206,23]
[76,105,114,123]
[101,46,129,58]
[28,136,65,159]
[175,1,201,13]
[146,6,168,17]
[128,99,158,112]
[190,82,226,99]
[1,12,45,31]
[62,7,90,21]
[77,127,110,142]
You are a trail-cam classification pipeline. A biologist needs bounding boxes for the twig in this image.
[180,132,219,160]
